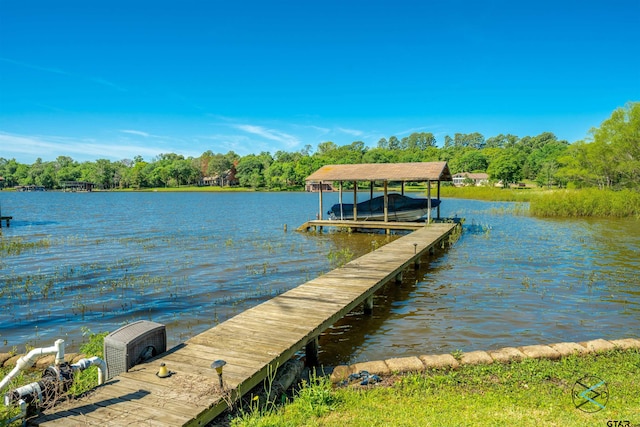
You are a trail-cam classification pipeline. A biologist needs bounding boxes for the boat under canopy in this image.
[305,162,453,224]
[328,193,441,222]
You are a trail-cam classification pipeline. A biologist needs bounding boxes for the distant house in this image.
[202,168,238,187]
[452,172,489,187]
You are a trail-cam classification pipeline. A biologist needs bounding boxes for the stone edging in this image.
[330,337,640,383]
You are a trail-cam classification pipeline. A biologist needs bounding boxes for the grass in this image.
[529,188,640,218]
[232,348,640,427]
[439,185,539,202]
[440,186,640,218]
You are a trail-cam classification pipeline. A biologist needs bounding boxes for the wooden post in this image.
[353,181,358,221]
[383,181,389,223]
[370,181,374,200]
[427,180,432,225]
[305,337,319,366]
[395,272,403,284]
[339,181,343,219]
[364,296,374,315]
[318,181,323,220]
[401,181,405,195]
[437,180,441,219]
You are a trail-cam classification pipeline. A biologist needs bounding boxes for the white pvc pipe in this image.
[0,339,65,393]
[72,356,107,385]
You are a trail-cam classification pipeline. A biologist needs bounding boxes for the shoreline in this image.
[2,336,637,373]
[329,337,640,383]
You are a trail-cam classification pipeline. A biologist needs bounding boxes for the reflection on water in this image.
[1,192,638,366]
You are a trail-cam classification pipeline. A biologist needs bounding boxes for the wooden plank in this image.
[79,382,206,419]
[170,344,273,369]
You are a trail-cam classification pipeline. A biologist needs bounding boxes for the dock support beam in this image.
[395,272,403,284]
[305,337,319,366]
[364,296,374,315]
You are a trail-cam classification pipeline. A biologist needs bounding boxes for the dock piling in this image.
[305,338,319,366]
[364,296,374,315]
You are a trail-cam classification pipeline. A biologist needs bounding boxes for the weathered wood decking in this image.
[32,222,459,426]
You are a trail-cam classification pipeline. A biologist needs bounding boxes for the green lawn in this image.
[232,349,640,427]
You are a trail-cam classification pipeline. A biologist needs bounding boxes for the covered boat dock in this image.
[301,161,452,231]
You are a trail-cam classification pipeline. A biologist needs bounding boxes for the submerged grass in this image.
[233,348,640,427]
[0,236,51,257]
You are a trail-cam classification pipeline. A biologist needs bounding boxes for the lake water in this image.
[0,191,638,365]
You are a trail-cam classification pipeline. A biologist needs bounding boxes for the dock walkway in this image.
[32,222,459,426]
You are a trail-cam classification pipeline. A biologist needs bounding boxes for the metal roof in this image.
[305,162,452,182]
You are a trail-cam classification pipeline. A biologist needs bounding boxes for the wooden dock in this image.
[0,216,11,228]
[31,222,460,426]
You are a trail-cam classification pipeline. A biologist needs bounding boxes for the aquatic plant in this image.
[0,236,51,256]
[327,248,355,268]
[529,188,640,218]
[439,186,537,202]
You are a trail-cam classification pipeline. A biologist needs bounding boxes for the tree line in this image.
[1,103,637,191]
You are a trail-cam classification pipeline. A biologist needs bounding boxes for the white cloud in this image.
[234,124,300,148]
[337,127,364,137]
[0,132,196,162]
[120,129,151,137]
[295,124,330,135]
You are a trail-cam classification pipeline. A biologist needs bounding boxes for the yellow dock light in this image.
[156,362,170,378]
[211,359,226,388]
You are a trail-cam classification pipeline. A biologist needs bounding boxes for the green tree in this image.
[388,136,401,150]
[236,152,272,188]
[376,137,388,149]
[362,148,397,163]
[93,159,116,189]
[449,149,488,174]
[525,141,568,181]
[591,101,640,188]
[129,160,149,189]
[487,149,525,186]
[403,132,436,150]
[454,132,485,149]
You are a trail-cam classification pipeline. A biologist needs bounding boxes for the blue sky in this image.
[1,0,638,163]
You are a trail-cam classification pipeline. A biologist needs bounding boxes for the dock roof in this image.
[305,162,452,183]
